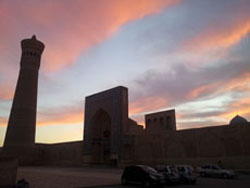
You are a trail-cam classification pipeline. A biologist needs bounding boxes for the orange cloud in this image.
[188,83,217,99]
[221,95,250,120]
[202,23,249,48]
[187,73,250,100]
[0,0,179,72]
[37,110,84,126]
[129,96,168,115]
[182,21,250,53]
[219,107,250,121]
[0,105,84,131]
[0,117,8,127]
[0,83,14,100]
[231,97,250,108]
[223,73,250,92]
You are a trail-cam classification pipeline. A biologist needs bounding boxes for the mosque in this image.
[1,36,250,169]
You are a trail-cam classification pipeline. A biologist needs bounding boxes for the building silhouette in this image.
[3,35,44,162]
[1,36,250,169]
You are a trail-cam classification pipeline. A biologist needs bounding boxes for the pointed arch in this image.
[90,108,111,140]
[90,108,112,163]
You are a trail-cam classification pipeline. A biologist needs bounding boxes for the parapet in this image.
[145,109,176,132]
[85,86,128,100]
[21,35,45,54]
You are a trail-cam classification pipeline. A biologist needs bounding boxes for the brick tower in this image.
[3,35,44,160]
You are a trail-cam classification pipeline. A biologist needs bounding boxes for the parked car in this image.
[121,165,165,187]
[154,165,180,185]
[175,165,197,184]
[197,164,237,179]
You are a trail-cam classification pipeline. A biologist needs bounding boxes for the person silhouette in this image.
[217,160,223,169]
[15,179,30,188]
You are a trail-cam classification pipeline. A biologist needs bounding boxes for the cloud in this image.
[0,117,8,127]
[0,0,179,73]
[0,0,179,132]
[37,104,84,126]
[0,103,84,128]
[129,96,168,115]
[128,35,250,126]
[178,120,225,130]
[181,20,250,54]
[132,58,250,106]
[187,73,250,100]
[179,110,225,120]
[126,0,250,68]
[0,83,13,100]
[37,111,83,127]
[126,0,250,119]
[218,96,250,120]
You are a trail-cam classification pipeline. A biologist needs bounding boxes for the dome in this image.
[229,115,248,125]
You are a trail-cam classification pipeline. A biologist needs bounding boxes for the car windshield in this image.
[169,166,177,173]
[141,166,158,174]
[212,165,221,170]
[154,165,165,172]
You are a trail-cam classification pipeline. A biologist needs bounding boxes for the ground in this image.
[17,166,122,188]
[17,166,250,188]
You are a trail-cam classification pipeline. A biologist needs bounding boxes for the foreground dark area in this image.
[82,175,250,188]
[16,166,250,188]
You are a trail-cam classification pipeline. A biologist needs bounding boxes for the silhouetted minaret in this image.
[4,35,44,154]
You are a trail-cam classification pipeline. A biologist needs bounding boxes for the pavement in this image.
[17,166,250,188]
[17,166,122,188]
[79,175,250,188]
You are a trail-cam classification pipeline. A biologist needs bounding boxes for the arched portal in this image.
[83,86,129,165]
[90,109,112,164]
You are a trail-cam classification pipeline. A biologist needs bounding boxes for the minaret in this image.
[3,35,44,156]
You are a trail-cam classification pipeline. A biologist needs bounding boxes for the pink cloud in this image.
[129,96,168,115]
[182,20,250,53]
[37,105,84,126]
[0,0,179,72]
[188,73,250,100]
[174,16,250,68]
[37,111,83,126]
[0,103,84,128]
[0,83,14,100]
[187,83,218,100]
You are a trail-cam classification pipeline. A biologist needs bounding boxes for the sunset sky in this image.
[0,0,249,146]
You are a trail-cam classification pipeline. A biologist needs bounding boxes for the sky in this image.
[0,0,250,146]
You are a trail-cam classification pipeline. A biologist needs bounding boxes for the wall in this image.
[127,118,144,135]
[0,156,18,187]
[35,141,83,166]
[132,123,250,169]
[145,110,176,132]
